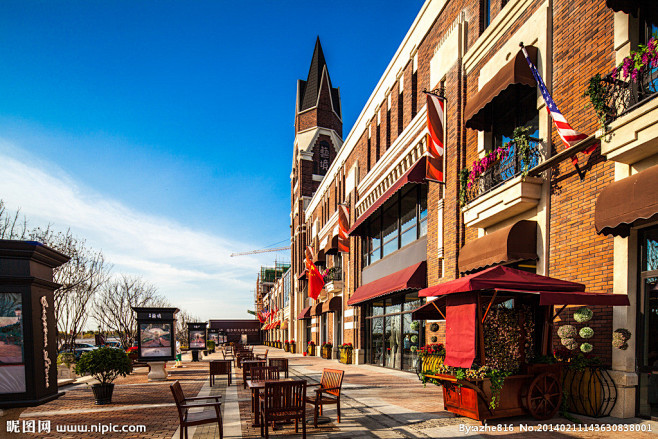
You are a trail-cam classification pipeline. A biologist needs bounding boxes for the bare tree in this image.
[93,275,168,349]
[175,309,201,347]
[31,227,111,349]
[0,200,28,239]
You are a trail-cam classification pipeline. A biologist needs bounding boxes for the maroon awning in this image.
[297,306,311,320]
[347,261,426,306]
[464,46,538,131]
[595,164,658,237]
[348,157,427,236]
[322,296,342,313]
[458,220,537,274]
[419,265,585,297]
[324,235,339,255]
[311,302,324,316]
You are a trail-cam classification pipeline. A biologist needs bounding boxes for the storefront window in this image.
[0,292,26,394]
[366,291,424,371]
[363,185,428,266]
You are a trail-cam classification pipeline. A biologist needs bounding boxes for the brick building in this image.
[285,0,657,419]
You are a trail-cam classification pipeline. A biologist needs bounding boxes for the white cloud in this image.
[0,139,286,321]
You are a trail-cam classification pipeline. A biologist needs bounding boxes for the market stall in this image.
[411,266,629,422]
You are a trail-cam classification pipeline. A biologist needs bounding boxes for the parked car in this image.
[104,341,123,349]
[59,343,98,360]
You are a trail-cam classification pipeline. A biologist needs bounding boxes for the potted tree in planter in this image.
[339,343,353,364]
[207,340,216,354]
[322,342,333,359]
[307,341,316,356]
[75,347,132,405]
[289,340,296,354]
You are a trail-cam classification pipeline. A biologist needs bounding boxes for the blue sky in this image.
[0,0,424,320]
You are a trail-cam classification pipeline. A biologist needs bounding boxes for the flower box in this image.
[321,345,332,359]
[339,348,352,364]
[284,343,290,352]
[290,343,296,354]
[419,354,444,373]
[307,345,316,356]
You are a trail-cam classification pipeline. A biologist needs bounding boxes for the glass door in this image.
[371,317,384,366]
[638,226,658,419]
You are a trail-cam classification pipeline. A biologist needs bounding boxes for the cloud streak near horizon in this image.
[0,139,282,321]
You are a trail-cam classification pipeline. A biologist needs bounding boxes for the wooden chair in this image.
[268,358,289,378]
[251,366,280,382]
[242,359,265,389]
[237,351,254,369]
[170,380,223,439]
[256,349,269,361]
[210,360,232,386]
[259,380,307,439]
[305,368,344,427]
[221,349,235,364]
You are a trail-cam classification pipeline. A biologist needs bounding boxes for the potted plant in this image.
[289,340,296,354]
[207,340,216,353]
[57,352,76,380]
[75,347,131,405]
[307,341,316,356]
[339,343,353,364]
[322,342,333,359]
[284,340,290,352]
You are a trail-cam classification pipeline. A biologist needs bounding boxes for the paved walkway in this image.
[2,346,657,438]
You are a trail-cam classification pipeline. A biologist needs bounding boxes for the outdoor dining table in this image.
[246,378,294,427]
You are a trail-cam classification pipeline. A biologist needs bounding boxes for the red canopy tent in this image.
[412,266,630,368]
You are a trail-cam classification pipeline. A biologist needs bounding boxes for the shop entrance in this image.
[638,226,658,419]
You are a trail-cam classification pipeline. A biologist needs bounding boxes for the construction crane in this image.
[230,246,289,257]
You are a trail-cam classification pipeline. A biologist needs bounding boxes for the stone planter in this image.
[339,348,352,364]
[57,364,77,380]
[91,383,115,405]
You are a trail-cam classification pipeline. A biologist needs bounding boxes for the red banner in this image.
[337,204,349,253]
[426,93,445,183]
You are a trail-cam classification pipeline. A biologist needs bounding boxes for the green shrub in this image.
[207,340,216,350]
[75,347,131,385]
[57,352,75,367]
[579,327,594,339]
[580,343,593,353]
[573,307,593,323]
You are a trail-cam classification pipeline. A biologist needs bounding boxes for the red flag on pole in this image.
[305,245,325,301]
[425,92,446,183]
[337,204,350,253]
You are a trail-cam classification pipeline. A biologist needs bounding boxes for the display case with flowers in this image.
[321,342,333,359]
[307,340,316,356]
[339,343,353,364]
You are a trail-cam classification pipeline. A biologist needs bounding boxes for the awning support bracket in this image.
[482,290,498,323]
[431,300,446,320]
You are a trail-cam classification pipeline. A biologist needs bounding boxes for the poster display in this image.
[189,330,206,349]
[0,292,26,394]
[139,323,172,358]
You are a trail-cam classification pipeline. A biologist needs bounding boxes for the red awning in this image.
[347,261,426,306]
[419,265,585,297]
[297,306,311,320]
[348,157,427,236]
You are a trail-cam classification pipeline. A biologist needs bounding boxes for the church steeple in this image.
[295,37,342,136]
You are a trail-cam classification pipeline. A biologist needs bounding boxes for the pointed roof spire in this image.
[299,37,340,116]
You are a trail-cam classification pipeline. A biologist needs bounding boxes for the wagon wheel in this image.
[526,372,562,420]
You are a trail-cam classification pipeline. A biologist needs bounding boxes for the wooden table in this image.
[246,378,294,427]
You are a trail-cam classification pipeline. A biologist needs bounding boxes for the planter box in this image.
[290,344,296,354]
[563,367,615,417]
[321,346,332,359]
[57,364,77,380]
[284,343,290,352]
[307,345,316,356]
[339,349,352,364]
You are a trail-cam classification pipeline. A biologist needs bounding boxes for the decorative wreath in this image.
[430,336,438,343]
[430,323,440,332]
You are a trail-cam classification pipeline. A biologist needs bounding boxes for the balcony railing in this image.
[324,267,342,282]
[462,138,542,205]
[589,68,658,127]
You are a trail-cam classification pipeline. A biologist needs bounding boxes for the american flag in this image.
[337,204,349,253]
[520,44,589,163]
[425,92,446,182]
